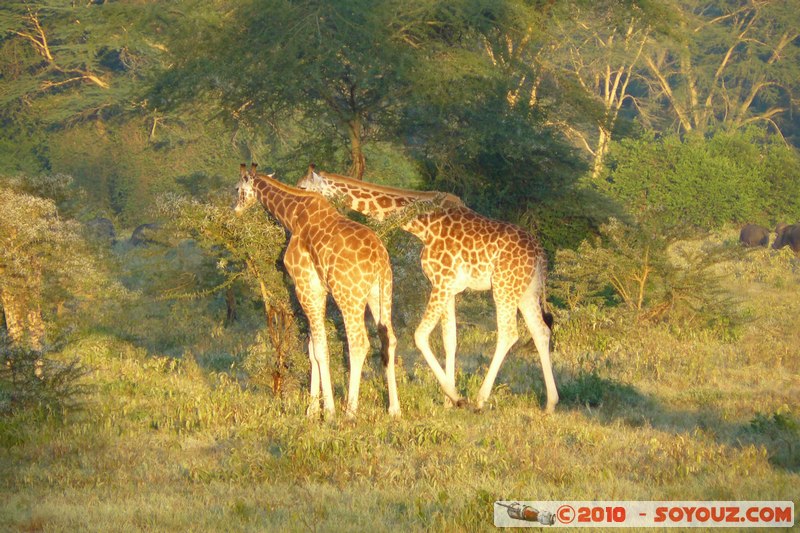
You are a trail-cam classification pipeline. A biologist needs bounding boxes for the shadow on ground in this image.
[548,367,800,472]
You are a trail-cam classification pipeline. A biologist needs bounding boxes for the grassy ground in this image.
[1,234,799,531]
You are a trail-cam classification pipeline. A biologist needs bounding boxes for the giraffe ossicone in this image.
[235,163,401,419]
[297,166,558,413]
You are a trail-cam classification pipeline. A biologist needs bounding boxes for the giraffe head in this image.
[234,163,272,215]
[296,164,329,195]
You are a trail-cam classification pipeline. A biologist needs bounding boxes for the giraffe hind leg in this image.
[367,278,401,417]
[414,285,463,405]
[519,280,558,413]
[475,288,520,410]
[441,295,458,408]
[339,304,370,419]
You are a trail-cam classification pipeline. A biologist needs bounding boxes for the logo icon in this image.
[495,502,556,525]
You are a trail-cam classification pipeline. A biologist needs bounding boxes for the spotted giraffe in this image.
[235,163,401,418]
[297,166,558,412]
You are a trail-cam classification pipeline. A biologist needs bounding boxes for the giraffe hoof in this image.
[388,406,402,418]
[455,398,469,409]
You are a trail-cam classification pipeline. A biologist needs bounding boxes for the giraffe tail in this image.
[536,255,554,330]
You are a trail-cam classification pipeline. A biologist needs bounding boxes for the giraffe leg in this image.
[519,281,559,413]
[340,305,370,419]
[306,338,321,418]
[475,288,520,410]
[306,299,336,418]
[441,295,457,408]
[414,286,462,405]
[285,239,335,418]
[367,279,401,418]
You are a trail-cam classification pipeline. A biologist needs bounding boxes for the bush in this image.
[159,192,309,396]
[602,128,800,232]
[0,342,89,417]
[552,218,740,331]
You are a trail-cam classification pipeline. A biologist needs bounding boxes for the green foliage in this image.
[602,129,800,231]
[410,88,587,228]
[0,1,171,119]
[0,174,120,347]
[518,184,616,257]
[552,218,740,333]
[0,342,89,418]
[750,408,799,436]
[158,192,286,299]
[158,192,308,395]
[637,0,800,138]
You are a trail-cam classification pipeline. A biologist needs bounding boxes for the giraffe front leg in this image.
[415,287,464,406]
[300,301,335,418]
[310,323,336,419]
[285,239,335,419]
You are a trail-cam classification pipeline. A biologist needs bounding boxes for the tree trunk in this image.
[591,126,611,181]
[224,286,237,326]
[347,116,365,180]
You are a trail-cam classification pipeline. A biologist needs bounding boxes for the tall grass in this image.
[1,229,798,531]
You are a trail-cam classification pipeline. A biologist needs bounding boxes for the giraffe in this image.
[235,163,401,419]
[297,166,558,413]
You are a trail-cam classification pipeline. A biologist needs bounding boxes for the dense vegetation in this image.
[1,0,799,530]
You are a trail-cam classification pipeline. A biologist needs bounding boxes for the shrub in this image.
[158,192,309,396]
[552,218,740,330]
[0,342,89,417]
[602,128,800,232]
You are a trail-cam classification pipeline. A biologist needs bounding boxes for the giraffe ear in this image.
[239,163,249,181]
[249,163,258,179]
[267,173,275,178]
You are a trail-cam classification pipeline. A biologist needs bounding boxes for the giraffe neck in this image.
[253,174,329,233]
[316,171,463,222]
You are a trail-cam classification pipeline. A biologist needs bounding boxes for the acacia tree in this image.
[641,0,799,138]
[547,2,655,179]
[0,175,97,352]
[0,1,170,117]
[153,0,432,179]
[152,0,539,180]
[470,1,676,181]
[160,192,306,395]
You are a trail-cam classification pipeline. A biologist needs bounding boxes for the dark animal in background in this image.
[129,223,161,246]
[773,223,800,254]
[739,224,770,247]
[85,217,116,244]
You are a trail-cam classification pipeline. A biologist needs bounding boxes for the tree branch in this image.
[644,53,693,132]
[12,7,110,91]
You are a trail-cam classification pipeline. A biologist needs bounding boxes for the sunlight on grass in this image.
[1,229,798,531]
